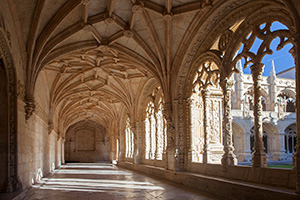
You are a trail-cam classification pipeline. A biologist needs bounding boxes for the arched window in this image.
[144,93,167,161]
[250,127,267,153]
[189,60,221,163]
[284,125,297,154]
[145,101,156,160]
[277,93,295,113]
[155,98,166,160]
[125,117,134,158]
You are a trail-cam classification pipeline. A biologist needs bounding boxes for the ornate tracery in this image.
[188,60,224,164]
[125,116,134,159]
[144,90,167,161]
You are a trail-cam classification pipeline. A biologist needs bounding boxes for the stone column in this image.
[131,121,140,164]
[185,97,193,165]
[292,32,300,193]
[61,138,65,165]
[250,63,267,168]
[163,102,176,170]
[202,89,210,164]
[221,78,237,170]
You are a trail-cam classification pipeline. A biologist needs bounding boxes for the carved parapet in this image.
[25,94,35,120]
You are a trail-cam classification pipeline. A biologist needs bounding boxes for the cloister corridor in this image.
[20,163,221,200]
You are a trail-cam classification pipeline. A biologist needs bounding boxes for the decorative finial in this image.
[270,60,276,77]
[237,60,243,75]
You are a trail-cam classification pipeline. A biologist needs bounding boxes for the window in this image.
[125,117,134,158]
[284,125,297,154]
[144,94,167,160]
[250,127,267,153]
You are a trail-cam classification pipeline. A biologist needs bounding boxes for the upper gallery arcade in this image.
[0,0,300,199]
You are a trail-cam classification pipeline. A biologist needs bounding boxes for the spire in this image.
[270,60,276,77]
[237,60,243,75]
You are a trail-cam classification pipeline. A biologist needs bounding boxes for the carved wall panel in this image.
[65,120,109,162]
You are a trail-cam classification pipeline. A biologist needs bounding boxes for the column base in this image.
[165,149,176,171]
[222,152,238,170]
[252,150,267,168]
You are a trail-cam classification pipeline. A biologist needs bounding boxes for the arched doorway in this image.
[0,59,8,192]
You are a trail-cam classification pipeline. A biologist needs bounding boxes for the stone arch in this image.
[244,86,270,111]
[0,29,22,192]
[263,123,281,160]
[284,123,297,155]
[183,52,223,164]
[232,122,246,162]
[277,89,296,112]
[64,120,110,163]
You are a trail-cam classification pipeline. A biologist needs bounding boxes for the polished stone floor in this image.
[23,163,223,200]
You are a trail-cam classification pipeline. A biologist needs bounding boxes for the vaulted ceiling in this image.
[9,0,215,130]
[7,0,295,131]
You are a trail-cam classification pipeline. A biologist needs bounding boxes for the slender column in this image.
[131,121,140,164]
[61,138,65,164]
[163,102,176,170]
[202,89,210,164]
[250,63,267,168]
[292,32,300,193]
[185,97,193,164]
[221,78,237,170]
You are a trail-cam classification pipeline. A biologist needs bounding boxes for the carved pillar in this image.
[202,89,210,164]
[163,102,176,170]
[185,97,193,166]
[131,121,140,164]
[176,100,185,171]
[250,63,267,168]
[221,78,237,170]
[292,32,300,193]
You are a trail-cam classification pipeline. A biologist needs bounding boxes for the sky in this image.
[239,21,294,76]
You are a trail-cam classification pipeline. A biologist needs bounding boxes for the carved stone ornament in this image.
[0,30,22,192]
[218,29,233,52]
[123,30,134,38]
[132,4,144,13]
[25,94,36,120]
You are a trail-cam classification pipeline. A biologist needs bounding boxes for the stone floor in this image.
[22,163,223,200]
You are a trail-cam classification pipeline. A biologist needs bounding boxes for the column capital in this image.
[220,77,235,90]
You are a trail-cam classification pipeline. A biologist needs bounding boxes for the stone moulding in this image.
[0,29,22,192]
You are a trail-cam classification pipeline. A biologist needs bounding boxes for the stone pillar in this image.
[221,78,237,170]
[202,89,210,164]
[185,97,193,164]
[61,137,65,164]
[250,63,267,168]
[279,132,287,160]
[163,102,176,170]
[131,121,141,164]
[292,32,300,193]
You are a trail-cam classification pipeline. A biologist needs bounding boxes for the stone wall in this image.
[18,101,59,189]
[65,120,110,163]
